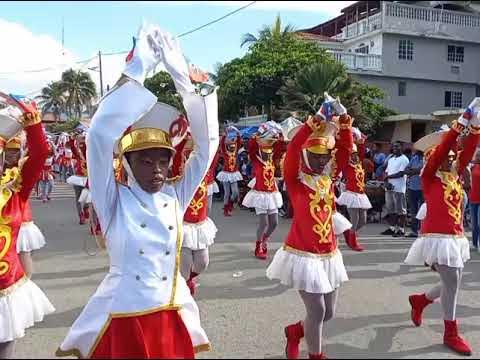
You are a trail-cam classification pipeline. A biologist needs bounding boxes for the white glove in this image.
[331,97,347,116]
[352,126,362,141]
[123,23,164,84]
[153,29,195,95]
[457,97,480,127]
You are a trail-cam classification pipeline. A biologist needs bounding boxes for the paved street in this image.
[14,195,480,359]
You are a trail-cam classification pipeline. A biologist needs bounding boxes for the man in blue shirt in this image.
[372,143,387,179]
[405,150,424,238]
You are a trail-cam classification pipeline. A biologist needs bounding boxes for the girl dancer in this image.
[0,96,54,359]
[242,122,283,260]
[335,128,371,251]
[216,126,243,217]
[405,98,480,356]
[267,96,353,359]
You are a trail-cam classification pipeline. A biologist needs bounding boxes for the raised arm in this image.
[422,124,463,179]
[332,114,354,176]
[456,130,480,174]
[247,137,260,166]
[174,90,219,211]
[19,115,49,200]
[284,122,312,190]
[87,79,157,231]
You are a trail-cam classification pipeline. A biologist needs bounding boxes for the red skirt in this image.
[91,309,195,359]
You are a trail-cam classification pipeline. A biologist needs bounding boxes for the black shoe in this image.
[406,232,418,238]
[381,228,395,235]
[393,230,405,238]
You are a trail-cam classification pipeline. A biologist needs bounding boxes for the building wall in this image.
[352,74,477,113]
[381,33,480,84]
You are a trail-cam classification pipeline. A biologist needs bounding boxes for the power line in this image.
[0,1,256,76]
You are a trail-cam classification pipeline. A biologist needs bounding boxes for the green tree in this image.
[241,15,295,48]
[277,60,395,135]
[47,117,80,134]
[61,69,97,118]
[144,71,185,112]
[36,81,66,122]
[215,17,330,121]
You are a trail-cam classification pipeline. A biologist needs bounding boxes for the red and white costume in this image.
[336,141,372,210]
[206,150,220,197]
[242,137,283,214]
[405,122,478,268]
[0,112,54,343]
[267,120,351,293]
[57,24,219,358]
[216,134,243,183]
[16,200,46,253]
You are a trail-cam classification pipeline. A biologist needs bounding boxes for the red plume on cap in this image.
[125,37,136,64]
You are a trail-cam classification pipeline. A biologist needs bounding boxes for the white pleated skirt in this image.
[0,277,55,342]
[404,234,470,269]
[336,191,372,209]
[216,171,243,183]
[182,218,218,250]
[242,190,283,211]
[266,246,348,294]
[16,222,46,253]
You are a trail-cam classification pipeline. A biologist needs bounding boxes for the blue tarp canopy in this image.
[238,126,258,139]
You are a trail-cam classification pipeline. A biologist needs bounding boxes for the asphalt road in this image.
[14,197,480,359]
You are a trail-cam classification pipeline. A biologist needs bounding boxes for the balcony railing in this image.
[384,2,480,28]
[335,2,480,40]
[328,51,382,72]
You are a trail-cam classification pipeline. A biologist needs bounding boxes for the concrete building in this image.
[299,1,480,142]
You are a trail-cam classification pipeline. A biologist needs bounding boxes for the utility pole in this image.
[98,51,104,97]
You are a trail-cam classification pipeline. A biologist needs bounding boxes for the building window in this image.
[444,91,463,108]
[451,66,460,74]
[355,43,369,54]
[398,81,407,96]
[447,45,464,63]
[398,39,413,60]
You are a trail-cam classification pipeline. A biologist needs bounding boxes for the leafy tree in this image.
[60,69,97,118]
[241,15,295,48]
[215,17,331,122]
[47,117,80,134]
[144,71,185,112]
[36,81,65,122]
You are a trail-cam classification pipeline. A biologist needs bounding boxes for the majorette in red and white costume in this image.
[38,142,55,203]
[335,127,371,251]
[57,24,218,359]
[405,97,480,356]
[171,132,219,296]
[205,149,220,210]
[66,133,90,225]
[216,126,243,216]
[3,137,47,258]
[242,121,284,260]
[0,95,54,356]
[266,95,352,359]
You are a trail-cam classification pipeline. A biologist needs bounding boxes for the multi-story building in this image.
[298,1,480,142]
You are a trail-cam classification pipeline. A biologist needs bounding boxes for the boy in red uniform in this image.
[405,97,480,356]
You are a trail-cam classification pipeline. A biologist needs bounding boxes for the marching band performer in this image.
[242,122,283,260]
[38,144,55,203]
[405,98,480,356]
[335,127,371,251]
[206,149,220,212]
[0,97,54,359]
[57,24,218,359]
[172,133,219,296]
[66,133,89,225]
[266,96,352,359]
[216,126,243,217]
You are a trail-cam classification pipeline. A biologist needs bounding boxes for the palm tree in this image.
[277,61,354,118]
[240,15,295,48]
[36,81,66,122]
[60,69,97,118]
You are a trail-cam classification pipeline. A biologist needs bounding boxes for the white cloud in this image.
[136,1,356,16]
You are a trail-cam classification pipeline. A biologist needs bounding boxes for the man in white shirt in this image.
[381,141,410,237]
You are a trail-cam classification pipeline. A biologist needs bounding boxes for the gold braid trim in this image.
[470,125,480,135]
[451,120,466,133]
[21,112,42,127]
